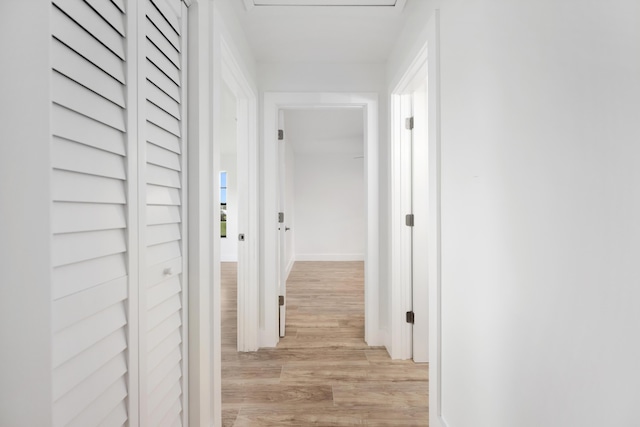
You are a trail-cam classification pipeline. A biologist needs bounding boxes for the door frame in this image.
[218,40,260,353]
[261,92,381,348]
[389,10,444,427]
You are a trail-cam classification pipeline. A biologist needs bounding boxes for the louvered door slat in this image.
[53,229,126,267]
[65,376,128,427]
[53,137,126,179]
[84,0,126,37]
[146,18,180,69]
[147,205,181,225]
[53,254,127,300]
[52,7,125,84]
[52,105,126,156]
[150,0,180,36]
[52,329,127,401]
[146,3,180,52]
[147,121,181,153]
[52,353,127,426]
[147,80,181,119]
[147,242,181,266]
[152,388,182,427]
[148,278,182,309]
[110,0,125,14]
[53,203,126,234]
[52,40,125,108]
[99,401,128,427]
[53,0,125,60]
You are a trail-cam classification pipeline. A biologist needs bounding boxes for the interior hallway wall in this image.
[407,0,640,425]
[293,149,365,261]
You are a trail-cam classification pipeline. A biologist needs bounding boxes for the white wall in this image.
[294,150,366,261]
[413,0,640,425]
[0,2,52,425]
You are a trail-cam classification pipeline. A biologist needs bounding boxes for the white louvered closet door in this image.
[50,0,132,426]
[138,1,188,426]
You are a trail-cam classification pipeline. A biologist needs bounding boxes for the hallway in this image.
[221,262,428,426]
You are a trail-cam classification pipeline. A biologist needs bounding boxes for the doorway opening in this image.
[277,108,367,339]
[260,93,381,348]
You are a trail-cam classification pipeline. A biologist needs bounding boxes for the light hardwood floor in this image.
[221,261,428,426]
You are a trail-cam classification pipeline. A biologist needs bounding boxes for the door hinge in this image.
[406,311,415,324]
[405,117,414,130]
[405,214,414,227]
[278,212,285,223]
[278,129,284,140]
[279,295,285,306]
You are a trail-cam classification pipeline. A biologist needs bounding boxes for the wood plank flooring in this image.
[221,261,428,426]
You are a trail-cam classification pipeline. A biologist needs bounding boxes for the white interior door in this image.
[278,110,287,337]
[411,83,429,363]
[139,0,189,425]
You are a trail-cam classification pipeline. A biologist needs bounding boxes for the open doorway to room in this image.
[277,108,367,343]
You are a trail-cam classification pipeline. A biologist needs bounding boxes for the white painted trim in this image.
[389,9,443,427]
[286,257,295,280]
[262,92,381,348]
[295,254,365,262]
[220,254,239,262]
[186,1,213,426]
[219,39,260,354]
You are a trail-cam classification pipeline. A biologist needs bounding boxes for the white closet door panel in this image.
[147,312,181,351]
[146,3,180,52]
[53,276,127,333]
[146,241,181,266]
[161,405,182,427]
[145,38,180,86]
[53,253,126,300]
[148,348,181,393]
[147,326,182,371]
[64,376,128,427]
[52,352,127,426]
[52,7,125,84]
[100,401,128,427]
[147,223,181,247]
[148,276,181,309]
[150,0,180,35]
[52,40,125,108]
[147,101,180,136]
[147,142,181,170]
[52,105,126,156]
[147,80,180,119]
[53,137,126,180]
[53,329,127,401]
[147,163,181,188]
[148,295,181,330]
[150,386,182,426]
[147,257,182,286]
[53,202,126,234]
[53,0,125,60]
[146,121,181,154]
[52,72,126,132]
[147,184,181,206]
[53,229,126,267]
[52,170,125,204]
[110,0,125,14]
[52,302,127,368]
[145,60,180,104]
[147,205,181,226]
[84,0,125,36]
[145,18,180,69]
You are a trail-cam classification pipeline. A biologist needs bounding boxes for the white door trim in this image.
[389,10,445,427]
[219,39,260,353]
[261,92,381,348]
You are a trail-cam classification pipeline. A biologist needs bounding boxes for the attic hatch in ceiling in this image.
[250,0,398,6]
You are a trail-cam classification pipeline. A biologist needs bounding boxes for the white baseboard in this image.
[295,253,365,262]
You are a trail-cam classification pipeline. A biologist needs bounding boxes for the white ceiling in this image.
[229,0,408,63]
[284,108,364,154]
